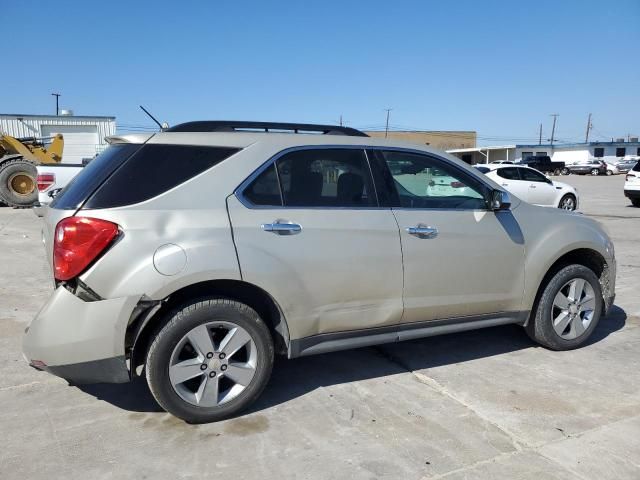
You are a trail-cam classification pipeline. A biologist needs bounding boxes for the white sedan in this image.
[475,164,578,210]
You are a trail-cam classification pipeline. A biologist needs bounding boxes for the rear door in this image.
[227,147,404,341]
[370,149,525,324]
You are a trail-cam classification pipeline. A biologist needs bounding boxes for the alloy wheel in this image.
[551,278,596,340]
[169,321,257,407]
[560,196,575,210]
[591,169,599,176]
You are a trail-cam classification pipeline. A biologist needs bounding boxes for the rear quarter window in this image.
[51,144,142,210]
[84,144,239,209]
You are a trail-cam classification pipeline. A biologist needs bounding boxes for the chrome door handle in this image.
[406,226,438,238]
[261,222,302,235]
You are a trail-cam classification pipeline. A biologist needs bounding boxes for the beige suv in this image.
[23,121,616,423]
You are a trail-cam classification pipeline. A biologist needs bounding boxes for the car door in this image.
[227,147,404,342]
[492,167,531,201]
[370,149,525,325]
[517,167,557,206]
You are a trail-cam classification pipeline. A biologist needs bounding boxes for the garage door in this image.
[40,125,99,165]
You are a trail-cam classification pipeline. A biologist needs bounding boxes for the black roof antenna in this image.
[139,105,168,131]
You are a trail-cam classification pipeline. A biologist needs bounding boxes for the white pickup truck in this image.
[34,163,84,216]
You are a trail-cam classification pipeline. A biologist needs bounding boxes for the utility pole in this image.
[549,114,559,146]
[339,114,343,126]
[585,113,592,143]
[538,123,543,145]
[51,93,61,116]
[384,108,392,138]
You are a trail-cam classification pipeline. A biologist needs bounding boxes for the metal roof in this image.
[0,113,116,120]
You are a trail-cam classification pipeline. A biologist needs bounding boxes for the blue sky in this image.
[2,0,638,145]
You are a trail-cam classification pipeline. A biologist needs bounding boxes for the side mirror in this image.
[490,189,511,210]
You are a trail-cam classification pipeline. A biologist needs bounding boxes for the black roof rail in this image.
[165,121,368,137]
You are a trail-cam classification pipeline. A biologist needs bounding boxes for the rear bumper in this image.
[23,286,140,384]
[624,189,640,199]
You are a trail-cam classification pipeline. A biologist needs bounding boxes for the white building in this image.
[0,113,116,164]
[448,140,640,165]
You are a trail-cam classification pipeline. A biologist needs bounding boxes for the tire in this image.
[631,198,640,207]
[146,298,274,423]
[606,170,613,176]
[561,168,570,175]
[0,158,38,207]
[553,168,561,176]
[558,194,576,211]
[527,264,603,350]
[590,168,599,176]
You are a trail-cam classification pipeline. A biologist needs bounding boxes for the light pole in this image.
[51,93,61,116]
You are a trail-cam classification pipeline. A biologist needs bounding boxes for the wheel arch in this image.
[128,279,290,377]
[526,247,610,326]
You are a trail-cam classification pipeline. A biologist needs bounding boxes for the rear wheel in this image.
[558,194,576,211]
[553,168,561,176]
[0,158,38,207]
[590,168,600,176]
[146,298,274,423]
[606,169,613,176]
[631,198,640,207]
[527,264,603,350]
[561,168,570,175]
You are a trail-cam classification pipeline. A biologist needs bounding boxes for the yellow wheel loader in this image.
[0,134,64,207]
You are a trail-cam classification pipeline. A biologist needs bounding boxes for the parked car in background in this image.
[23,121,616,423]
[604,162,620,176]
[614,158,638,174]
[33,164,84,216]
[568,160,607,176]
[624,160,640,207]
[490,160,514,165]
[518,155,568,176]
[475,164,578,210]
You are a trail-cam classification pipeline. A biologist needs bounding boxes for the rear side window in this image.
[633,161,640,172]
[496,167,521,180]
[51,144,142,210]
[84,145,239,209]
[243,164,281,206]
[242,148,376,208]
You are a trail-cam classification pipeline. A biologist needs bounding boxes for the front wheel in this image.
[553,168,561,176]
[561,168,570,175]
[590,168,600,176]
[558,194,576,211]
[527,265,603,350]
[606,169,613,176]
[146,298,274,423]
[631,198,640,207]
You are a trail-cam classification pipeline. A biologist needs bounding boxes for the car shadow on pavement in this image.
[77,305,627,416]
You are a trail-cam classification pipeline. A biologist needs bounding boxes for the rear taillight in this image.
[37,173,55,192]
[53,217,120,281]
